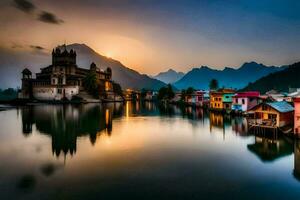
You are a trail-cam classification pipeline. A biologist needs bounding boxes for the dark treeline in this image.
[0,88,18,101]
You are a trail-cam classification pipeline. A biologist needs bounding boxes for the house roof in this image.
[234,91,260,98]
[266,101,294,113]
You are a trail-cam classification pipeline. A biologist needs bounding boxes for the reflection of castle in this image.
[21,104,121,157]
[20,45,113,101]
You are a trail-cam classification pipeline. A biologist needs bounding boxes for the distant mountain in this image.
[0,43,166,90]
[173,62,285,90]
[63,44,166,90]
[153,69,185,84]
[241,62,300,93]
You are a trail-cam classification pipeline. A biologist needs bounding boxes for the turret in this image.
[22,68,32,79]
[52,46,76,66]
[90,62,97,71]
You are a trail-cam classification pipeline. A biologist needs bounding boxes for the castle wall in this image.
[33,85,79,101]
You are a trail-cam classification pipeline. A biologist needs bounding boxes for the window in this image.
[52,79,56,84]
[268,114,277,120]
[58,77,63,85]
[262,104,268,111]
[57,89,62,94]
[242,99,245,104]
[235,99,238,103]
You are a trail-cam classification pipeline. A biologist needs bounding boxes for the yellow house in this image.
[210,91,223,109]
[210,89,235,110]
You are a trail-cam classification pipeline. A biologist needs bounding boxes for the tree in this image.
[83,71,99,97]
[209,79,219,90]
[158,84,174,101]
[140,88,148,99]
[112,82,123,97]
[186,87,194,95]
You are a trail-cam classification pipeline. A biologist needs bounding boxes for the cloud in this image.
[29,45,45,50]
[12,0,36,13]
[29,45,48,55]
[38,11,64,24]
[11,43,23,49]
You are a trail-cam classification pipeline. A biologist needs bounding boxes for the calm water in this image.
[1,102,300,200]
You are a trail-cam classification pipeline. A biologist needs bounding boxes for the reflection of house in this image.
[185,90,207,107]
[232,92,260,112]
[248,102,294,129]
[247,135,293,162]
[294,97,300,137]
[209,112,224,128]
[123,89,141,101]
[294,140,300,181]
[210,89,235,111]
[232,117,249,136]
[20,45,113,101]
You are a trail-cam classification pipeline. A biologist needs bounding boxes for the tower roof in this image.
[22,68,32,75]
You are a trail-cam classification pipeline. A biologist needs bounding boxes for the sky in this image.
[0,0,300,75]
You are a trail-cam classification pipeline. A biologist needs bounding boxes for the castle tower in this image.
[21,68,32,99]
[52,46,76,66]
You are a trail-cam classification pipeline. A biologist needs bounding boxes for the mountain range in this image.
[0,43,166,90]
[62,44,166,90]
[172,62,286,90]
[241,62,300,93]
[153,69,185,84]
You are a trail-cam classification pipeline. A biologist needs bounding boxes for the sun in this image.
[105,52,113,58]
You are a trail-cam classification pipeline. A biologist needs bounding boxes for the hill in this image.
[241,62,300,93]
[0,44,166,90]
[153,69,185,84]
[173,62,285,90]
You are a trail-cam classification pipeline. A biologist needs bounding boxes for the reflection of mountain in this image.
[247,134,293,162]
[21,103,123,157]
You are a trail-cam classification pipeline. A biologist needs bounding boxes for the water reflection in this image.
[9,102,300,197]
[294,140,300,181]
[21,103,123,157]
[231,117,250,137]
[247,133,293,162]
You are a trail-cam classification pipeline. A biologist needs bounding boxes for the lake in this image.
[0,102,300,200]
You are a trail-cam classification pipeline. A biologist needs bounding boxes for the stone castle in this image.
[20,45,114,101]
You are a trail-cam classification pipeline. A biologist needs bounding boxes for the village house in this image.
[123,89,141,101]
[144,91,157,101]
[248,101,294,129]
[265,90,292,102]
[19,46,114,101]
[171,92,182,103]
[185,90,207,107]
[231,91,260,112]
[294,97,300,138]
[210,89,235,111]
